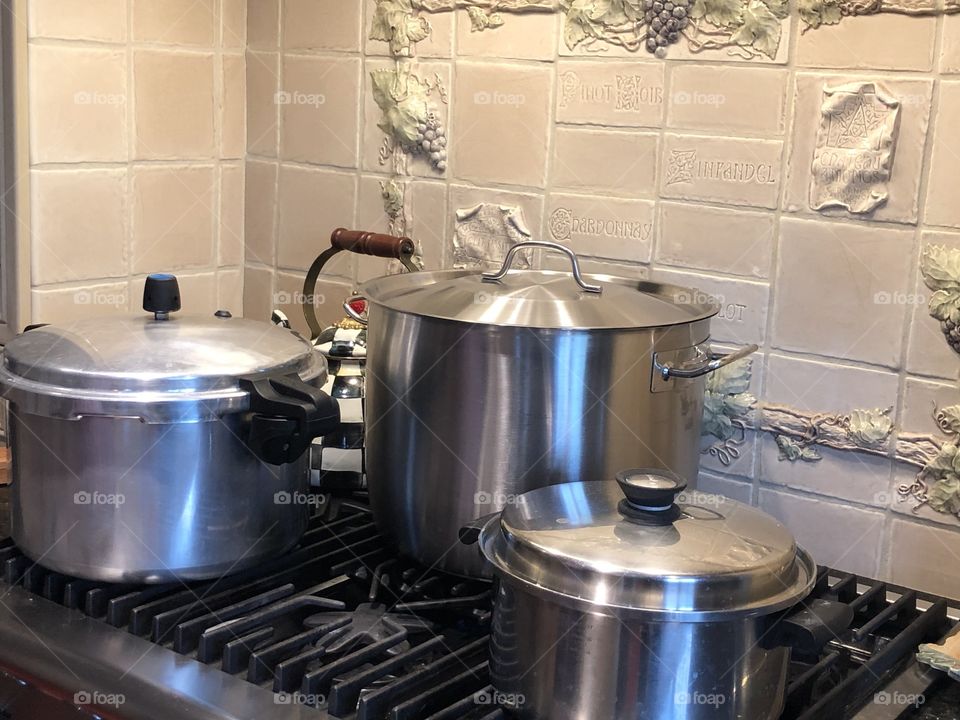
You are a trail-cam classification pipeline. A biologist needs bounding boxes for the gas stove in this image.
[0,493,957,720]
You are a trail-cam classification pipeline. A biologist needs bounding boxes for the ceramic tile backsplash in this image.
[551,127,659,198]
[26,0,244,323]
[924,81,960,229]
[556,60,665,128]
[795,14,937,72]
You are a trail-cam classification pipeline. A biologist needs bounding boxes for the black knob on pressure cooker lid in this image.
[143,273,182,320]
[616,468,687,525]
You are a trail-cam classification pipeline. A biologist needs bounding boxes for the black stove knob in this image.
[143,273,181,320]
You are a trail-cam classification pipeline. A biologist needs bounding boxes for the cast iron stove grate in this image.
[0,494,503,720]
[1,492,959,720]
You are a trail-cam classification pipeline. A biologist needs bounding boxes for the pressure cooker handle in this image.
[481,241,602,294]
[239,374,340,466]
[654,343,759,381]
[458,513,501,546]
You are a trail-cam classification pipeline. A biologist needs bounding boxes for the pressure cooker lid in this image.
[479,472,816,621]
[361,242,718,330]
[0,274,324,418]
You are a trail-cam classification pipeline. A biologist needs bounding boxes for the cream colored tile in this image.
[660,133,782,210]
[219,163,245,266]
[546,193,653,263]
[365,0,453,58]
[221,54,246,160]
[657,202,774,279]
[907,230,960,380]
[543,256,650,281]
[246,51,280,158]
[244,160,277,266]
[221,0,246,49]
[772,218,914,368]
[243,265,274,321]
[277,165,357,271]
[28,45,127,163]
[448,184,543,269]
[131,165,216,274]
[796,14,936,71]
[361,59,450,178]
[247,0,279,49]
[668,23,791,65]
[552,127,658,197]
[280,56,361,168]
[784,73,933,225]
[668,65,788,136]
[29,0,126,42]
[760,353,897,506]
[888,518,960,600]
[132,0,216,45]
[942,15,960,73]
[556,60,664,128]
[276,271,354,338]
[650,267,769,346]
[924,81,960,229]
[134,51,215,160]
[217,268,243,314]
[759,488,883,577]
[410,181,447,270]
[32,282,130,325]
[456,9,556,61]
[284,0,362,51]
[31,169,127,285]
[697,471,753,504]
[900,376,953,437]
[451,61,552,188]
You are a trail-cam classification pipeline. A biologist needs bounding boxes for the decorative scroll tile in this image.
[810,82,901,215]
[453,203,532,269]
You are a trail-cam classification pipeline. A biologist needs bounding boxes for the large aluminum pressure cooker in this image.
[467,471,853,720]
[0,274,340,583]
[328,230,757,578]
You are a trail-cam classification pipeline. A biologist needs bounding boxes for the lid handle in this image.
[143,273,181,321]
[481,241,602,294]
[615,469,687,525]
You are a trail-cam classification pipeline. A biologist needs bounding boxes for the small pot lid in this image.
[361,270,718,331]
[0,275,324,421]
[479,474,816,621]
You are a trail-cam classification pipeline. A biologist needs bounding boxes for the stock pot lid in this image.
[0,312,324,414]
[361,269,718,330]
[479,476,816,620]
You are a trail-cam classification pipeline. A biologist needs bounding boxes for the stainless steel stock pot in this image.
[0,274,340,582]
[341,232,757,577]
[469,471,851,720]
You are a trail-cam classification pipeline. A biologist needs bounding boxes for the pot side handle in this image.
[458,512,502,546]
[239,374,341,466]
[653,343,759,383]
[773,598,855,657]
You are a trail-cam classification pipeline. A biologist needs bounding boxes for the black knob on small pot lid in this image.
[616,468,687,524]
[143,273,181,320]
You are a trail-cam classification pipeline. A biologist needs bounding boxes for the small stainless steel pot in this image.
[340,231,757,578]
[466,471,852,720]
[0,274,340,583]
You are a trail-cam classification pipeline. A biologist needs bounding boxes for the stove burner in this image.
[303,602,437,655]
